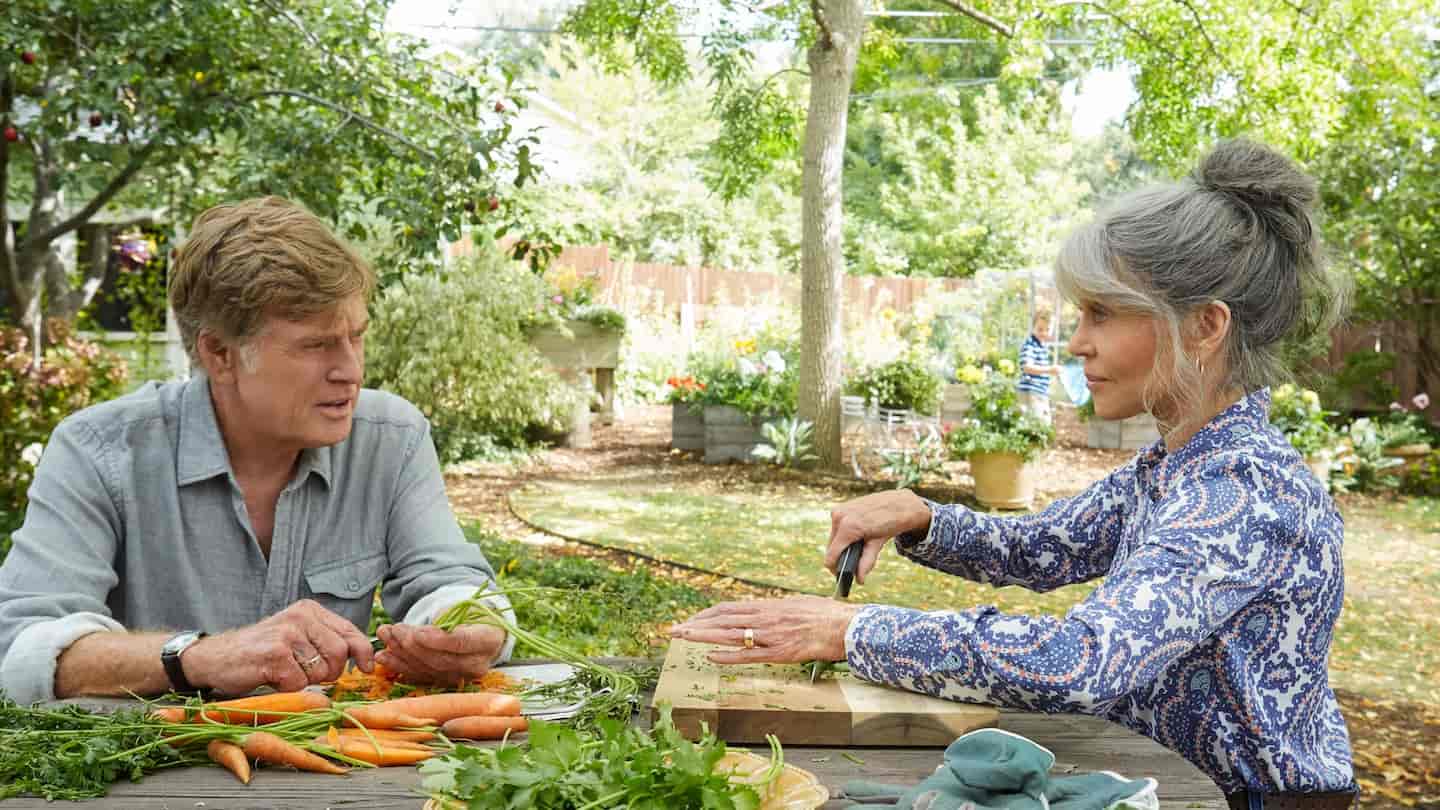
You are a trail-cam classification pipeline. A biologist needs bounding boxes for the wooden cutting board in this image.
[652,639,999,746]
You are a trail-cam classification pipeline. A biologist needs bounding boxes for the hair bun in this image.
[1193,139,1317,245]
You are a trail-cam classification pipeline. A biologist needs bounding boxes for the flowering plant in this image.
[691,339,799,418]
[526,264,626,333]
[1269,384,1341,458]
[846,354,943,415]
[663,375,707,405]
[943,365,1052,462]
[1381,393,1433,449]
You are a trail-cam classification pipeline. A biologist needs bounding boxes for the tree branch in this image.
[927,0,1015,39]
[21,139,161,250]
[1,70,16,304]
[239,89,440,161]
[1050,0,1159,48]
[1170,0,1228,69]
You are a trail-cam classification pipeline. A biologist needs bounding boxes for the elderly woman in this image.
[0,197,513,702]
[672,140,1356,810]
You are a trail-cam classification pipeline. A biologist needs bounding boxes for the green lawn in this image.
[509,476,1439,704]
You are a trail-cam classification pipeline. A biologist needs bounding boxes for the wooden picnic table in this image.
[9,658,1227,809]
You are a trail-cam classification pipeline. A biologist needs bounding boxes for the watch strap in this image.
[161,631,207,693]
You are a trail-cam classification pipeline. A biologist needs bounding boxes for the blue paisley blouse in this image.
[845,389,1355,793]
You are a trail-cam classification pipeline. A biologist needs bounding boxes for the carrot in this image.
[149,707,187,724]
[241,731,348,775]
[196,691,331,725]
[330,728,436,743]
[441,715,530,740]
[321,736,437,766]
[355,692,522,724]
[340,706,438,730]
[207,739,252,785]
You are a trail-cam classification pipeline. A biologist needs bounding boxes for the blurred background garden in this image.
[2,0,1437,805]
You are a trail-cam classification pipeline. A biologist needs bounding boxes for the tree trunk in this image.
[799,0,864,470]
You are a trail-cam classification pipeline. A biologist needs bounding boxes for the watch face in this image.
[163,631,201,656]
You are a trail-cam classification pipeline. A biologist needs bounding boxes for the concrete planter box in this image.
[703,405,775,464]
[527,320,622,368]
[1085,412,1161,450]
[671,402,705,451]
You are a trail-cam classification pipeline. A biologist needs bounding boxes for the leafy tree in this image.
[1313,16,1438,406]
[1,0,541,335]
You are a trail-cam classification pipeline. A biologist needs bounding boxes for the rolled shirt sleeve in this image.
[0,419,126,703]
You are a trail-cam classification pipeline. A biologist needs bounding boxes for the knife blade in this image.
[811,540,863,683]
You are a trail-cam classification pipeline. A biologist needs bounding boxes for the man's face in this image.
[231,295,368,450]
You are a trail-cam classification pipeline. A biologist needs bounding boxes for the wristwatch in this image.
[160,630,208,693]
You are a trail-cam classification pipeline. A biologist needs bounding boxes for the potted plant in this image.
[1381,393,1434,470]
[847,354,943,423]
[695,341,799,464]
[1268,384,1342,488]
[943,367,1054,509]
[665,375,707,451]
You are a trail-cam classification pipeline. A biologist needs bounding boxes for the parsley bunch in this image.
[420,706,770,809]
[0,698,197,800]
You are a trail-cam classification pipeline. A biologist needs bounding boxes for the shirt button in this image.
[348,580,361,592]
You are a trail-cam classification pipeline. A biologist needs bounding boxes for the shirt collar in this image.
[176,373,333,489]
[1135,388,1272,487]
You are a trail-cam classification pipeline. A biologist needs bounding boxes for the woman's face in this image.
[1066,300,1163,421]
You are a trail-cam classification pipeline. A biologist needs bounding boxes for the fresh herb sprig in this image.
[419,705,775,810]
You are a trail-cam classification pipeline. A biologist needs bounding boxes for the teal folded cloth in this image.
[842,729,1158,810]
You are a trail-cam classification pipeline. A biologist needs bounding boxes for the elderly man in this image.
[0,197,513,704]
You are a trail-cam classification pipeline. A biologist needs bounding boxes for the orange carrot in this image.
[196,691,331,725]
[318,728,436,766]
[441,715,530,740]
[149,707,187,724]
[207,739,252,785]
[241,731,348,775]
[330,728,436,743]
[340,706,438,730]
[356,692,522,724]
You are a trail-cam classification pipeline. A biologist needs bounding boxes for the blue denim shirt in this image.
[846,390,1355,794]
[0,374,513,703]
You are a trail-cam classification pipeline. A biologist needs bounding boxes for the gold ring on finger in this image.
[742,628,755,649]
[300,653,324,669]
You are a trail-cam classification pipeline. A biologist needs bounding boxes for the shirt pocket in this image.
[302,552,388,628]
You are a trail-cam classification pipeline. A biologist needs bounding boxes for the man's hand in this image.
[183,600,374,695]
[373,623,506,686]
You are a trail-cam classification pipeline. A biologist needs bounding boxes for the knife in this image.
[811,540,863,684]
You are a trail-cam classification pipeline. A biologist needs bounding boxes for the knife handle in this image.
[836,541,863,598]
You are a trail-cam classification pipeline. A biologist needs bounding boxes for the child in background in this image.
[1016,306,1059,423]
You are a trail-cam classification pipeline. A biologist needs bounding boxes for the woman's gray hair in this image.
[1055,138,1348,425]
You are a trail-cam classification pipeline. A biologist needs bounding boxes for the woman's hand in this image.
[669,596,862,665]
[827,489,932,585]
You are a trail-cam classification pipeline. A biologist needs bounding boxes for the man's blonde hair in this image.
[169,196,375,366]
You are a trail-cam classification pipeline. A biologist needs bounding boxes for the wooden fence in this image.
[453,240,974,319]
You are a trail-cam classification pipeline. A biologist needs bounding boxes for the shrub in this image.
[1269,384,1342,458]
[364,249,581,463]
[1,324,128,559]
[1330,418,1403,493]
[847,354,943,415]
